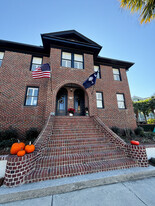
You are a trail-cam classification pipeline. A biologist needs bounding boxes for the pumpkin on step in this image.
[18,142,25,150]
[10,140,25,155]
[17,148,26,157]
[10,142,21,155]
[25,141,35,154]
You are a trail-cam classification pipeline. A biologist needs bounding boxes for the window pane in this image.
[96,92,102,100]
[118,102,125,109]
[32,57,42,64]
[62,60,71,67]
[74,61,83,69]
[0,60,2,67]
[31,64,40,71]
[62,52,71,60]
[117,94,124,101]
[27,88,33,96]
[94,66,99,72]
[34,88,39,96]
[113,68,119,74]
[0,52,4,59]
[32,97,38,106]
[97,100,103,108]
[94,66,100,78]
[74,54,83,61]
[26,96,32,105]
[114,74,120,81]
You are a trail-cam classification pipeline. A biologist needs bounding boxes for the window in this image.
[25,87,39,106]
[0,52,4,67]
[31,57,42,71]
[96,92,104,108]
[113,68,121,81]
[74,54,83,69]
[61,52,83,69]
[94,65,101,79]
[116,94,126,109]
[62,52,71,68]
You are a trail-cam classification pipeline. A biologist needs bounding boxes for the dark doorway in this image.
[74,89,85,116]
[56,88,68,116]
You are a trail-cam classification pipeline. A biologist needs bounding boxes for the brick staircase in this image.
[25,116,138,184]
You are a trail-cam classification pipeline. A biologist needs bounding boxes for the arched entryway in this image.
[55,84,89,116]
[56,88,68,116]
[74,89,85,116]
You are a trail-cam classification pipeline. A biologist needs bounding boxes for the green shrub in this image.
[134,127,144,136]
[139,124,155,132]
[111,126,121,135]
[121,128,134,137]
[2,128,19,140]
[0,138,17,149]
[147,118,155,124]
[25,128,39,142]
[0,130,3,141]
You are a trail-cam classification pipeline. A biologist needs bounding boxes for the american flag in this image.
[32,63,51,79]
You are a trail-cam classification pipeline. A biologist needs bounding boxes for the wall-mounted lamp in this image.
[70,88,73,92]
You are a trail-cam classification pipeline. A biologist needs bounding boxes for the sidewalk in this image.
[0,165,155,205]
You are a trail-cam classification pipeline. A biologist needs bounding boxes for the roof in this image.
[41,30,102,55]
[0,30,134,70]
[95,56,134,70]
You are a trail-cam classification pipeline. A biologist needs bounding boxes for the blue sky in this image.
[0,0,154,98]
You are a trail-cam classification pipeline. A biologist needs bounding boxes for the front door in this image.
[74,89,85,116]
[56,88,67,116]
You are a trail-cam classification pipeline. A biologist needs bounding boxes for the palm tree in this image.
[119,0,155,23]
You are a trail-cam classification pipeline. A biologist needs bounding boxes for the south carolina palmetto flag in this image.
[32,63,51,79]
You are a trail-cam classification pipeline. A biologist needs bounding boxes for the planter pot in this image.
[69,113,73,116]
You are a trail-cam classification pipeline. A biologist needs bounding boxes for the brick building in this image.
[0,30,136,134]
[1,31,148,187]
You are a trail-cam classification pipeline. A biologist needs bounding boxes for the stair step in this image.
[52,128,101,134]
[36,150,126,168]
[25,158,138,183]
[43,143,117,156]
[47,138,109,147]
[50,133,106,139]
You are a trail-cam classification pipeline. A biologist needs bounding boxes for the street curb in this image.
[0,166,155,204]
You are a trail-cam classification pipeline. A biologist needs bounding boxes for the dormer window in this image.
[62,52,84,69]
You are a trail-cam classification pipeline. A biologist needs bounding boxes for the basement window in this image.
[25,87,39,106]
[0,52,4,67]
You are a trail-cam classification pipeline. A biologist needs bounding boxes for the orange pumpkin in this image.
[17,148,26,157]
[18,142,25,150]
[131,140,140,145]
[25,141,35,154]
[10,143,21,155]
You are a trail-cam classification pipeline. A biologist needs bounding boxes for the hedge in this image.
[138,124,155,132]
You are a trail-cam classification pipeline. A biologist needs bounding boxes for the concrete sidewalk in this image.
[1,177,155,206]
[0,165,155,204]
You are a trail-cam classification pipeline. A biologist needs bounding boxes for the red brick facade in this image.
[0,30,137,135]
